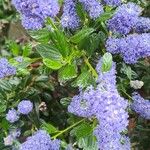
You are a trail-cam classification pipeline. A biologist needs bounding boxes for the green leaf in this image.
[9,41,19,56]
[101,52,113,72]
[60,97,71,107]
[78,134,98,150]
[46,19,70,57]
[52,30,70,57]
[29,28,50,43]
[79,33,101,56]
[70,122,93,139]
[96,12,114,22]
[70,28,95,44]
[36,44,62,60]
[43,58,63,70]
[0,101,6,113]
[76,2,86,22]
[41,122,58,134]
[22,44,32,57]
[72,71,94,88]
[58,63,77,83]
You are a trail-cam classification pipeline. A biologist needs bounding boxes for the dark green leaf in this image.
[70,28,95,44]
[36,44,62,60]
[29,28,50,43]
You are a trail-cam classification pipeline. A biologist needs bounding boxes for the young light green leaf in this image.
[58,63,77,83]
[43,58,63,70]
[78,134,98,150]
[101,52,113,72]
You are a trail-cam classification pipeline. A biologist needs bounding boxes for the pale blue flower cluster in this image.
[68,58,130,149]
[12,0,60,30]
[61,0,80,29]
[79,0,104,19]
[18,100,33,115]
[106,33,150,64]
[131,92,150,120]
[0,58,16,79]
[108,2,142,35]
[103,0,122,6]
[6,100,33,123]
[94,90,129,150]
[6,109,20,123]
[134,17,150,33]
[19,130,60,150]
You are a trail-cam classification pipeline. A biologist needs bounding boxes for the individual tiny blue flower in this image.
[108,2,142,34]
[79,0,104,19]
[134,17,150,33]
[15,56,23,63]
[19,130,60,150]
[38,0,60,18]
[21,15,44,30]
[103,0,122,6]
[131,92,150,120]
[61,0,80,29]
[18,100,33,115]
[6,109,19,123]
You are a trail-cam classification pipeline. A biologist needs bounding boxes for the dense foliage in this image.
[0,0,150,149]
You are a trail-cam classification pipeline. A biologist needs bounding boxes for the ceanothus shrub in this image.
[0,0,150,150]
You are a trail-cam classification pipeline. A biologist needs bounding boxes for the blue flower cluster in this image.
[19,130,60,150]
[134,17,150,33]
[12,0,60,30]
[6,100,33,123]
[18,100,33,115]
[103,0,122,6]
[106,33,150,64]
[108,2,142,35]
[131,92,150,120]
[0,58,16,79]
[79,0,104,19]
[6,109,20,123]
[61,0,80,29]
[68,58,130,149]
